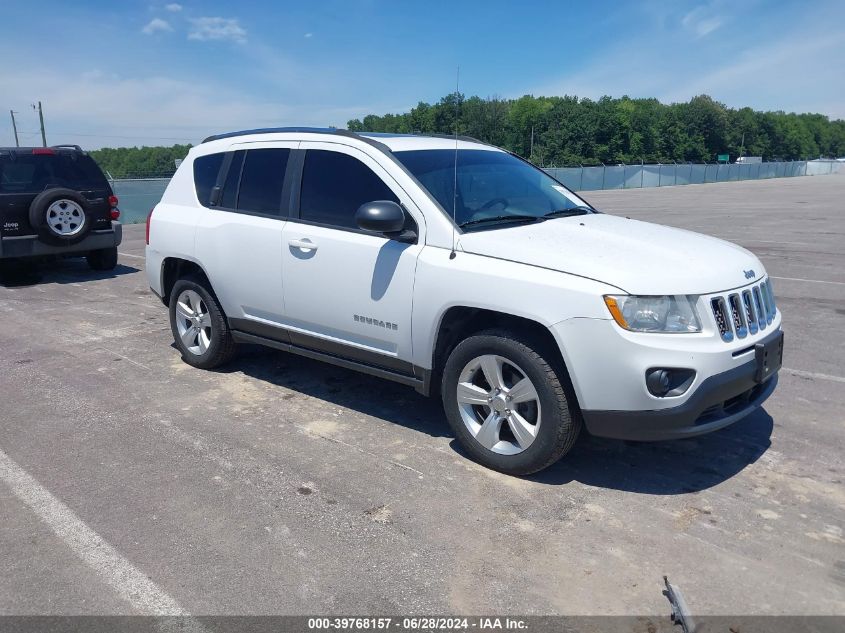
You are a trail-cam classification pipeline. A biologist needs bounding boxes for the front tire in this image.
[441,329,581,475]
[169,276,237,369]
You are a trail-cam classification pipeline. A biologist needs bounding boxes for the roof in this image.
[0,145,86,154]
[200,127,499,153]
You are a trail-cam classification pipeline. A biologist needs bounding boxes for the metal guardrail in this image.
[544,160,841,192]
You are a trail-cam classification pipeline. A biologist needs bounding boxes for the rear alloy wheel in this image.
[442,330,581,475]
[175,289,213,356]
[169,277,236,369]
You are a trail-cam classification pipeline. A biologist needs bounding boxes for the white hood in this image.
[457,213,764,295]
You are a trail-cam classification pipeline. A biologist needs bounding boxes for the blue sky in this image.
[2,0,844,148]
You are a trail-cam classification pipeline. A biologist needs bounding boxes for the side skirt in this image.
[229,322,431,395]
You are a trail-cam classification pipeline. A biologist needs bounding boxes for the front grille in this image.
[711,297,733,342]
[710,279,776,343]
[694,382,766,425]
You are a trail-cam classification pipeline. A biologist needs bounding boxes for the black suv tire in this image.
[441,329,581,476]
[169,276,237,370]
[28,188,94,246]
[86,247,118,271]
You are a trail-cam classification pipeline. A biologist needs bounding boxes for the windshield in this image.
[393,149,592,229]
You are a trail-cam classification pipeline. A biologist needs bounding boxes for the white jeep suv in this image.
[146,128,783,475]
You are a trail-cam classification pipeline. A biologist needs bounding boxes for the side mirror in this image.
[355,200,405,234]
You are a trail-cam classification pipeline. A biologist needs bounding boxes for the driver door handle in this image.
[288,238,318,251]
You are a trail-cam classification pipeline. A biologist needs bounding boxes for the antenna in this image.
[450,65,459,260]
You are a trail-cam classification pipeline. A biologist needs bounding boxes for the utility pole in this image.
[32,101,46,147]
[9,110,20,147]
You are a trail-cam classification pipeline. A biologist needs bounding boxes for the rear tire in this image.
[169,276,237,369]
[86,247,118,271]
[441,329,581,475]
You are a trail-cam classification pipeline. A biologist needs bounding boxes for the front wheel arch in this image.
[429,306,578,405]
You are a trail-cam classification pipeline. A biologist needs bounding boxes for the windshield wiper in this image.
[458,214,542,229]
[543,205,593,219]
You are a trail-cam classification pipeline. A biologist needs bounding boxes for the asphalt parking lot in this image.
[1,174,843,619]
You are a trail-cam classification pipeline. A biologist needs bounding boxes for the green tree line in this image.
[348,94,845,166]
[84,94,844,175]
[88,144,192,178]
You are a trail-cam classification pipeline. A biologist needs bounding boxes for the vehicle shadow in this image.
[217,345,451,439]
[0,258,139,288]
[225,345,773,493]
[526,408,774,494]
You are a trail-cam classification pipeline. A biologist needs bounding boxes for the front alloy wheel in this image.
[441,330,581,475]
[456,354,541,455]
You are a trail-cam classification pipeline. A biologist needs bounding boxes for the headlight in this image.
[603,295,701,333]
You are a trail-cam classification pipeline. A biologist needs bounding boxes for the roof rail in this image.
[52,144,85,152]
[201,127,359,144]
[201,127,490,148]
[416,133,488,145]
[200,126,399,158]
[359,131,487,145]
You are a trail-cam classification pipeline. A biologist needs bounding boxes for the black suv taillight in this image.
[109,195,120,220]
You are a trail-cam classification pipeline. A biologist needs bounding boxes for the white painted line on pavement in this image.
[784,368,845,384]
[771,276,845,286]
[101,348,151,371]
[0,448,188,615]
[118,252,145,259]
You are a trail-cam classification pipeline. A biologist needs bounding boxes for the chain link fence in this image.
[111,160,842,224]
[111,178,171,224]
[544,159,841,192]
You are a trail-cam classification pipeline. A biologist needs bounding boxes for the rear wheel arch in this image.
[160,257,212,306]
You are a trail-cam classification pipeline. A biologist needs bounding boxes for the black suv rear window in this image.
[0,153,108,193]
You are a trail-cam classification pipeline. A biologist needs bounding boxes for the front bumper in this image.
[550,313,783,441]
[582,362,778,441]
[0,222,122,259]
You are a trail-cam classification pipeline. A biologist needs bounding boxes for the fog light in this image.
[646,368,696,397]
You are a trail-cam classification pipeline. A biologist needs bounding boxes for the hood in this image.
[457,213,764,295]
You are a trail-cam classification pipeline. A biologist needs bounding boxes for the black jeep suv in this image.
[0,145,122,270]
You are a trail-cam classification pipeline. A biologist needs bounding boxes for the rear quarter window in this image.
[193,153,225,206]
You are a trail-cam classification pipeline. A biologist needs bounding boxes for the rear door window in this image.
[235,148,290,215]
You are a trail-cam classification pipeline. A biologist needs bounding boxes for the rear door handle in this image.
[288,238,318,251]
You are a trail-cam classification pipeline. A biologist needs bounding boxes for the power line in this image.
[47,131,195,141]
